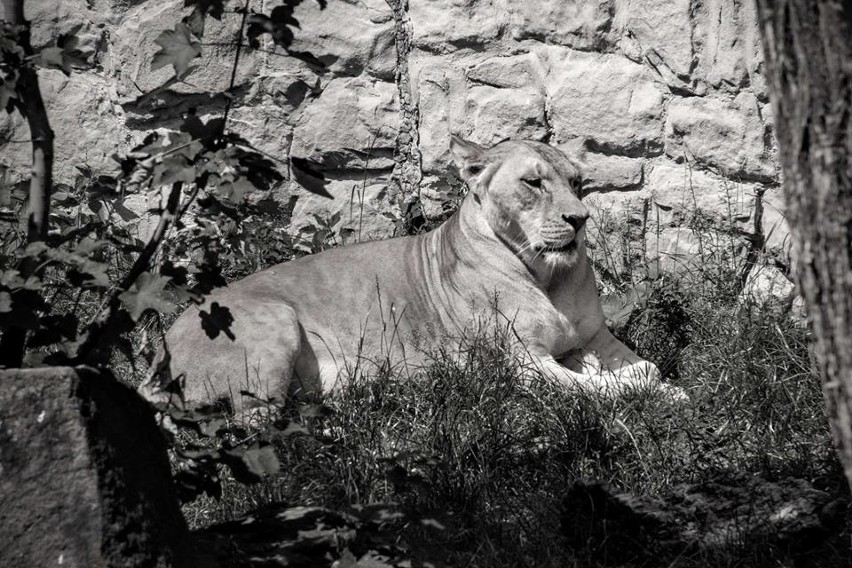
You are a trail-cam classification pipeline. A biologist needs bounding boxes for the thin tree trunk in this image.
[0,0,55,367]
[754,0,852,491]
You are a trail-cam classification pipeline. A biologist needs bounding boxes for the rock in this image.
[761,186,791,252]
[541,48,666,155]
[645,162,756,230]
[288,178,397,241]
[408,0,508,53]
[291,77,398,171]
[665,92,775,182]
[694,0,764,94]
[285,0,396,79]
[616,0,694,78]
[0,0,787,270]
[509,0,615,50]
[562,475,848,566]
[1,69,129,185]
[111,0,263,98]
[467,53,540,89]
[0,367,189,568]
[463,85,547,145]
[413,59,468,174]
[740,264,796,307]
[580,153,644,192]
[645,226,704,273]
[287,75,398,238]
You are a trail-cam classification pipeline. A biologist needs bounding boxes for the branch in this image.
[72,182,184,365]
[0,0,56,368]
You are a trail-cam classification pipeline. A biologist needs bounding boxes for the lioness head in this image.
[450,136,589,270]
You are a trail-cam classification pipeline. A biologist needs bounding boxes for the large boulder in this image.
[0,366,190,568]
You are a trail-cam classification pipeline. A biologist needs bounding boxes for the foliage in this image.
[0,0,331,368]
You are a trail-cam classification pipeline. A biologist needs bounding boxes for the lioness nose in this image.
[562,213,588,232]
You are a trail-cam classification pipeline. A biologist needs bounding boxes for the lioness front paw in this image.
[619,361,688,402]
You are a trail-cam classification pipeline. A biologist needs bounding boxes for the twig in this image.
[220,0,251,138]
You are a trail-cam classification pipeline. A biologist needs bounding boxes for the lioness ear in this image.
[449,135,487,182]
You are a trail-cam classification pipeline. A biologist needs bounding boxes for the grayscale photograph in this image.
[1,0,850,566]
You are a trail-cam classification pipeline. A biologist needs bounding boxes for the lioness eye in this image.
[522,177,542,189]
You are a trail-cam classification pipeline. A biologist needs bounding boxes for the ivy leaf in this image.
[214,176,256,203]
[119,272,176,321]
[153,155,198,187]
[151,22,201,78]
[180,114,224,147]
[220,443,280,484]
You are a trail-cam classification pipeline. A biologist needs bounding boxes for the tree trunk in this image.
[754,0,852,491]
[0,0,55,367]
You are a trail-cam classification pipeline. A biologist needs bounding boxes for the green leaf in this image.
[119,272,176,321]
[0,291,11,312]
[151,22,201,78]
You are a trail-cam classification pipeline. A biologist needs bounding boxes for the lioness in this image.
[144,136,678,412]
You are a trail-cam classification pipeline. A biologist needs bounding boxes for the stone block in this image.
[408,0,508,52]
[665,92,774,182]
[463,85,547,146]
[509,0,615,50]
[581,153,645,192]
[541,48,666,155]
[0,366,189,568]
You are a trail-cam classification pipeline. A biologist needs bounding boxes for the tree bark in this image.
[754,0,852,491]
[0,0,55,367]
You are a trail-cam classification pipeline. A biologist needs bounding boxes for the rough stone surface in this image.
[0,366,189,568]
[543,48,666,155]
[509,0,615,50]
[0,0,787,253]
[645,162,757,229]
[666,92,775,182]
[581,153,645,192]
[741,263,797,307]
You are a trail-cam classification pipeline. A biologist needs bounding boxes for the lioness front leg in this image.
[527,349,650,398]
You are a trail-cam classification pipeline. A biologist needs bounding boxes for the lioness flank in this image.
[143,136,682,412]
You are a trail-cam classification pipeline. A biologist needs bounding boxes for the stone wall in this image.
[0,0,785,261]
